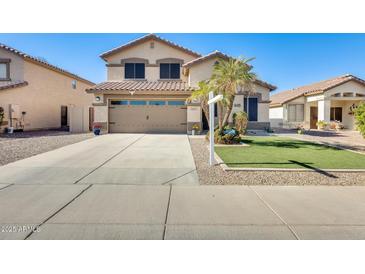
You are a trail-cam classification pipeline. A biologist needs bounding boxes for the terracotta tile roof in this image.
[270,74,365,107]
[0,43,94,85]
[100,34,201,61]
[0,80,28,91]
[86,81,196,93]
[183,50,277,91]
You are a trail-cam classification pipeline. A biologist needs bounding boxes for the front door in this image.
[61,106,68,128]
[310,107,318,129]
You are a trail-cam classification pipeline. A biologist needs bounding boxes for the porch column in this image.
[317,99,331,122]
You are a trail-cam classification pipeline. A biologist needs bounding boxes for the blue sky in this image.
[0,33,364,93]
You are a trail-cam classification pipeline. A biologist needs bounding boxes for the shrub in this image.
[355,103,365,138]
[206,126,243,144]
[316,120,329,130]
[0,107,4,127]
[233,111,248,134]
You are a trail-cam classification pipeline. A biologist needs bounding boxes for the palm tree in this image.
[187,80,212,128]
[210,57,256,129]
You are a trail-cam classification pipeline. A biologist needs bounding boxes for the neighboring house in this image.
[269,74,365,130]
[86,34,276,134]
[0,43,94,132]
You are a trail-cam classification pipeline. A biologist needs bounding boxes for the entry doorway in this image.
[310,107,318,129]
[202,109,209,130]
[61,106,68,129]
[89,107,94,131]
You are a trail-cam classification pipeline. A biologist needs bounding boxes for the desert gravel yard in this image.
[189,137,365,185]
[0,130,93,166]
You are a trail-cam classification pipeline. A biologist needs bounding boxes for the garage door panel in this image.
[109,105,187,133]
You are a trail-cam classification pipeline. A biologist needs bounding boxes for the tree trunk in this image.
[222,96,234,128]
[201,101,209,128]
[218,102,223,130]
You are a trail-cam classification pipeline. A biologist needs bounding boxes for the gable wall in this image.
[105,40,197,82]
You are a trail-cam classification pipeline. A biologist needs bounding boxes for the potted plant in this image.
[316,120,328,130]
[93,122,102,136]
[335,121,344,131]
[297,125,305,134]
[191,124,200,135]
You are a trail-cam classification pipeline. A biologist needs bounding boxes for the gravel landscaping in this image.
[0,130,93,166]
[189,137,365,186]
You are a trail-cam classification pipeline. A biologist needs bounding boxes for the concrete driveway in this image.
[0,134,199,185]
[1,134,365,240]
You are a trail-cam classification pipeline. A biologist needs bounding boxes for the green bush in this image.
[355,103,365,138]
[0,107,4,127]
[233,111,248,134]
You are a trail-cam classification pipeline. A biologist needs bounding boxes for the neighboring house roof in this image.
[100,34,201,61]
[183,50,277,91]
[86,80,196,93]
[0,80,28,91]
[0,43,94,86]
[270,74,365,107]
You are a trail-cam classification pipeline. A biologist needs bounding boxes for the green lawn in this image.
[215,136,365,169]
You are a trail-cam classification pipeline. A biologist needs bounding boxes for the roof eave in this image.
[0,81,28,91]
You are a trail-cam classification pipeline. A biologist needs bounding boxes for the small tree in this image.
[187,81,212,128]
[233,111,248,134]
[354,102,365,138]
[210,57,256,130]
[0,107,4,128]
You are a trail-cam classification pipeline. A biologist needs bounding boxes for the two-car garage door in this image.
[109,100,187,133]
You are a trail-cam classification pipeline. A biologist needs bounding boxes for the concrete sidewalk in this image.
[1,185,365,240]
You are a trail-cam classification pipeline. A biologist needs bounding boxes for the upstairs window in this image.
[160,63,180,79]
[72,80,77,89]
[0,59,10,80]
[125,63,145,79]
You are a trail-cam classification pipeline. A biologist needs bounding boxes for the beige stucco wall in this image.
[105,40,197,82]
[269,106,284,127]
[188,58,217,87]
[0,48,25,81]
[0,59,93,131]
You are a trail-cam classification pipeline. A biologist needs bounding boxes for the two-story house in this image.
[86,34,276,134]
[0,43,94,132]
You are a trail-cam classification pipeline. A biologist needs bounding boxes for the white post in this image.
[318,100,331,122]
[208,92,223,166]
[209,92,215,166]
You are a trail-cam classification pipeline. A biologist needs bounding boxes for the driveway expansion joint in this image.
[0,184,13,191]
[162,185,173,240]
[248,186,300,240]
[161,168,197,185]
[73,134,146,184]
[24,184,93,240]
